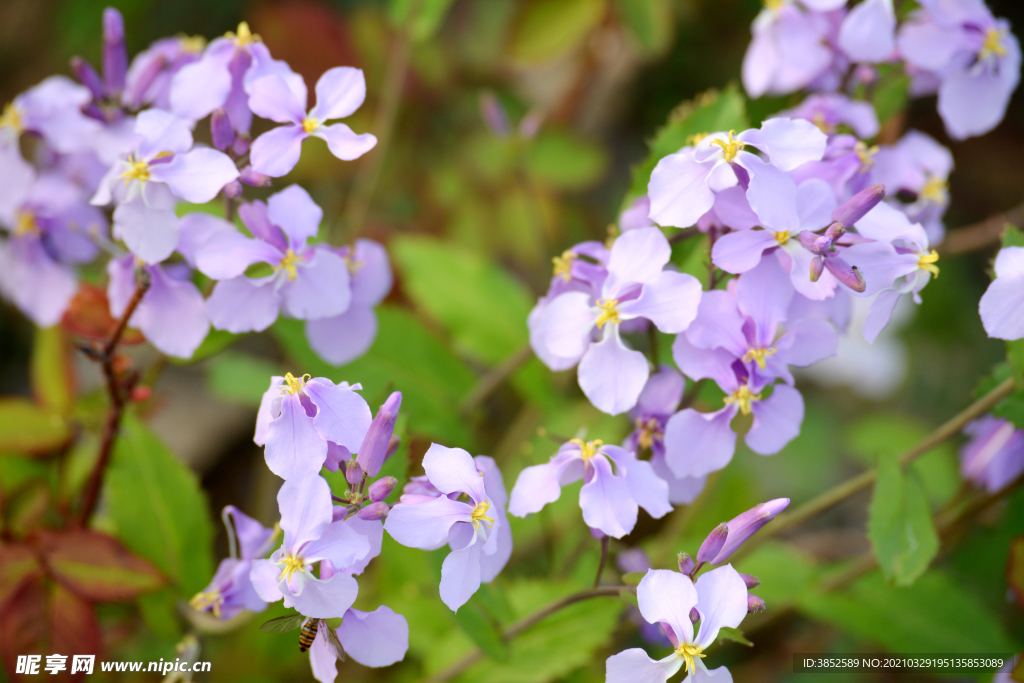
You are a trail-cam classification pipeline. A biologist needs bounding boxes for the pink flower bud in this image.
[479,91,511,137]
[239,165,270,187]
[689,607,700,623]
[831,184,885,228]
[357,501,390,521]
[122,52,166,109]
[368,476,397,502]
[223,180,243,198]
[332,504,346,522]
[824,256,866,293]
[697,523,728,563]
[677,552,694,575]
[356,392,402,477]
[739,573,761,589]
[707,498,790,564]
[747,594,766,612]
[385,435,401,460]
[102,8,127,97]
[232,135,250,156]
[346,461,363,486]
[71,57,103,100]
[211,109,235,151]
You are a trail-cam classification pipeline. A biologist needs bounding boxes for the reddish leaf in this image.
[60,284,144,345]
[0,575,47,679]
[0,544,42,611]
[50,583,101,674]
[39,530,165,602]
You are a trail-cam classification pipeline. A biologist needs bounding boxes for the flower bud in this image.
[211,109,235,151]
[479,91,510,138]
[738,573,761,589]
[332,505,346,522]
[809,255,825,282]
[122,52,166,109]
[71,57,104,100]
[696,523,728,564]
[232,135,250,157]
[831,184,885,228]
[368,476,397,502]
[707,498,790,564]
[688,607,700,624]
[357,501,389,521]
[385,435,401,460]
[324,442,351,473]
[824,256,866,292]
[223,179,243,198]
[239,165,271,187]
[102,8,128,97]
[345,461,363,487]
[747,594,766,613]
[677,552,694,575]
[356,392,402,477]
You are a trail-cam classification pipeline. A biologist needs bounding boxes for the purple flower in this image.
[701,499,790,564]
[872,130,953,244]
[779,93,880,139]
[960,416,1024,493]
[980,246,1024,340]
[305,239,393,365]
[196,185,353,332]
[619,196,655,233]
[123,35,206,110]
[191,506,275,620]
[648,118,827,230]
[605,566,748,682]
[250,476,373,618]
[308,605,409,681]
[90,109,239,263]
[508,438,671,538]
[533,228,702,415]
[898,0,1021,139]
[384,446,512,611]
[254,373,372,481]
[1,76,102,154]
[837,0,896,64]
[170,22,298,133]
[248,67,377,177]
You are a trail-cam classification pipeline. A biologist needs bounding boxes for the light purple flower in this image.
[384,445,512,611]
[898,0,1021,139]
[778,93,880,139]
[648,118,827,230]
[980,246,1024,340]
[700,499,790,565]
[250,476,372,618]
[960,416,1024,494]
[1,76,101,154]
[837,0,896,64]
[191,506,275,620]
[355,392,402,477]
[619,196,655,232]
[872,130,953,244]
[604,565,748,683]
[308,605,409,682]
[196,185,353,332]
[254,373,372,481]
[305,239,393,365]
[90,109,239,263]
[534,228,702,415]
[248,67,377,177]
[508,438,671,539]
[123,35,206,110]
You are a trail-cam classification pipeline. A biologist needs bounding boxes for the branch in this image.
[420,586,627,683]
[939,200,1024,256]
[668,227,700,244]
[460,344,533,415]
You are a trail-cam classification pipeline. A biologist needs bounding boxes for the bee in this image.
[260,614,347,660]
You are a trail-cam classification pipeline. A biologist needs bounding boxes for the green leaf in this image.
[30,326,75,415]
[392,236,534,365]
[628,85,749,203]
[0,398,71,454]
[1007,339,1024,389]
[1008,535,1024,608]
[104,415,213,595]
[871,71,910,125]
[716,626,753,647]
[1002,224,1024,248]
[797,570,1017,653]
[207,352,281,407]
[614,0,672,53]
[736,542,816,606]
[868,456,939,586]
[507,0,605,65]
[450,597,509,662]
[40,529,165,601]
[390,0,457,41]
[525,131,608,190]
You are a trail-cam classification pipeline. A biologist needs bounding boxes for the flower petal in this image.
[578,326,650,416]
[311,123,377,161]
[304,377,372,453]
[663,407,737,479]
[248,74,306,124]
[693,565,748,649]
[305,306,379,366]
[423,443,488,502]
[250,125,307,178]
[289,572,358,619]
[606,227,672,292]
[745,384,804,455]
[194,229,282,279]
[620,271,702,334]
[606,649,683,683]
[113,198,178,264]
[337,606,409,667]
[637,569,697,645]
[282,249,352,320]
[265,394,329,480]
[439,542,484,611]
[384,495,472,550]
[207,275,281,333]
[267,184,323,248]
[152,148,239,204]
[648,148,716,229]
[580,455,637,538]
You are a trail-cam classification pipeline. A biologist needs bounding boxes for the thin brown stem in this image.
[460,344,533,415]
[594,535,610,588]
[77,272,151,526]
[940,201,1024,256]
[668,227,700,245]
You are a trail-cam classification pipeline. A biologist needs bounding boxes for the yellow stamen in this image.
[918,249,939,278]
[710,130,745,163]
[120,155,150,185]
[724,385,762,416]
[552,250,575,282]
[811,112,834,135]
[636,417,661,451]
[854,141,879,172]
[278,554,305,582]
[774,231,790,245]
[189,589,224,618]
[742,347,777,370]
[280,372,311,395]
[980,27,1007,59]
[570,438,604,461]
[178,35,206,54]
[471,501,494,530]
[685,132,710,147]
[675,643,706,677]
[302,117,320,134]
[275,249,303,280]
[920,175,948,204]
[605,224,618,250]
[14,210,39,236]
[0,103,22,132]
[595,299,620,329]
[228,21,261,47]
[343,253,365,274]
[764,0,785,10]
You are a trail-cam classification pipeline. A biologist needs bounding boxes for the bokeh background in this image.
[1,0,1023,681]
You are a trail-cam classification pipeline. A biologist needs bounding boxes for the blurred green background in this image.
[1,0,1024,681]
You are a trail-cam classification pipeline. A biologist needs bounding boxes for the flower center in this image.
[636,417,662,451]
[276,249,303,280]
[471,501,494,530]
[14,210,38,236]
[179,35,207,54]
[685,131,710,147]
[918,249,939,278]
[229,21,261,47]
[281,372,311,395]
[302,117,320,134]
[854,141,879,172]
[120,155,151,185]
[710,130,745,163]
[189,589,224,618]
[980,27,1007,59]
[774,230,790,245]
[920,175,948,204]
[570,438,604,460]
[724,385,762,416]
[742,347,777,370]
[278,554,305,582]
[552,250,575,282]
[763,0,785,11]
[675,643,706,676]
[595,299,621,329]
[0,103,22,132]
[811,112,834,135]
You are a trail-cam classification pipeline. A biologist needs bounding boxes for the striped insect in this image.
[260,614,347,660]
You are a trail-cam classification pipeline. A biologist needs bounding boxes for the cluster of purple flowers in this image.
[0,9,388,363]
[744,0,1020,140]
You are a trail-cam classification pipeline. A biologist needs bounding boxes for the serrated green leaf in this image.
[0,398,71,454]
[716,626,753,647]
[104,415,213,595]
[868,456,939,586]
